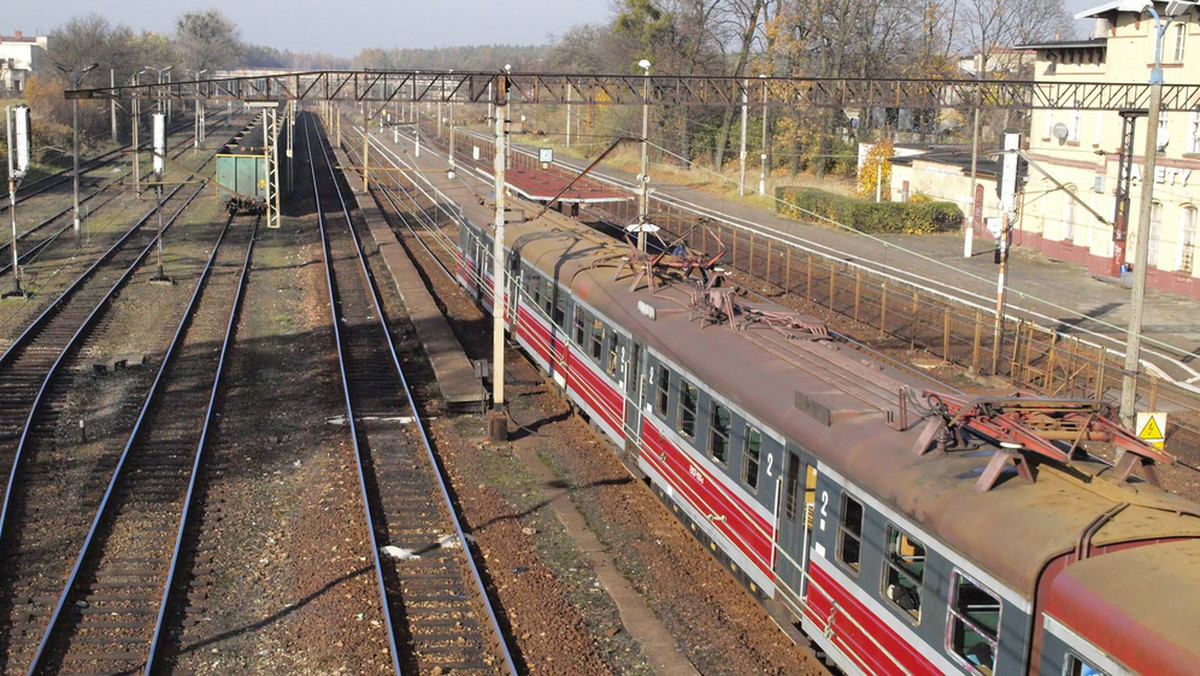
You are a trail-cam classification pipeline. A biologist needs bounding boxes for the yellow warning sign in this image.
[1136,411,1167,450]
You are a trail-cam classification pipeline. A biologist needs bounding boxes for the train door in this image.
[623,341,645,459]
[774,448,817,603]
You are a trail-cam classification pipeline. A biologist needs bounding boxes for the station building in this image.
[0,31,47,94]
[884,2,1200,299]
[1016,1,1200,298]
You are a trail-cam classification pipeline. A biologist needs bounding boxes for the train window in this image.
[606,336,620,376]
[590,319,605,361]
[709,402,730,466]
[654,366,670,416]
[573,309,586,346]
[678,379,698,439]
[882,525,925,622]
[743,425,762,490]
[836,495,863,572]
[783,455,800,521]
[947,571,1001,675]
[553,292,566,328]
[528,274,541,307]
[1064,654,1105,676]
[543,282,555,316]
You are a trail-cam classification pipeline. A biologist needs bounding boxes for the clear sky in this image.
[6,1,616,58]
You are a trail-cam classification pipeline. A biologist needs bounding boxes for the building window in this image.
[709,402,730,465]
[743,424,762,490]
[678,379,698,439]
[654,366,670,416]
[1181,206,1197,274]
[1069,107,1081,142]
[1093,110,1104,147]
[1062,185,1077,241]
[882,524,925,621]
[947,571,1001,675]
[1149,201,1163,268]
[1172,22,1186,62]
[837,494,863,572]
[1190,108,1200,154]
[1043,110,1054,140]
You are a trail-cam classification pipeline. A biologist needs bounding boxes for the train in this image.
[452,207,1200,675]
[214,115,275,215]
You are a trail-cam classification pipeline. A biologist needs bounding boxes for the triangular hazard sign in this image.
[1139,415,1164,440]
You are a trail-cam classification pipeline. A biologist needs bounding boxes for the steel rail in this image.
[304,115,405,676]
[23,212,247,674]
[314,116,518,674]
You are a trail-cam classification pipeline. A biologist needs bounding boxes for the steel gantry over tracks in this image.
[67,70,1200,112]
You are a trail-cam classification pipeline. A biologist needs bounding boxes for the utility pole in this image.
[991,132,1019,374]
[56,61,98,246]
[4,105,30,298]
[489,72,509,442]
[1120,2,1184,426]
[637,59,651,252]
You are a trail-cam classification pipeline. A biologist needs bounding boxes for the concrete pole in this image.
[760,75,768,196]
[132,84,141,195]
[489,74,509,442]
[739,79,748,197]
[110,69,118,144]
[1120,10,1170,427]
[638,60,651,252]
[965,57,982,259]
[565,84,572,149]
[6,106,22,297]
[361,103,370,193]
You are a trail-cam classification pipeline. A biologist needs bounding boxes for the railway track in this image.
[306,114,516,674]
[24,213,255,674]
[0,176,225,674]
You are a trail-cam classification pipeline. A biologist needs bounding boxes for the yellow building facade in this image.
[1021,1,1200,297]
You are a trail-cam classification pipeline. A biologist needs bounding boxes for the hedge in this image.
[775,187,962,235]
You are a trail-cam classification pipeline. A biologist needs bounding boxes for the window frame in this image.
[677,378,698,440]
[708,401,731,466]
[1180,205,1197,274]
[881,523,926,622]
[654,365,670,416]
[945,570,1002,675]
[742,424,762,490]
[836,494,864,574]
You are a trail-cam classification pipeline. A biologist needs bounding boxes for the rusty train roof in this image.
[501,213,1200,600]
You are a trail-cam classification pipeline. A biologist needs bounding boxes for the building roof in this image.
[889,148,1002,178]
[1015,37,1108,51]
[1074,0,1159,20]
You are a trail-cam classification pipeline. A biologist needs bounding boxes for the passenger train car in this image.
[454,209,1200,675]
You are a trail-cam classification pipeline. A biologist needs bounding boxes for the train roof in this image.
[1044,539,1200,675]
[503,214,1200,600]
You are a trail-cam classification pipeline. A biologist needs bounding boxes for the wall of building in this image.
[1025,9,1200,297]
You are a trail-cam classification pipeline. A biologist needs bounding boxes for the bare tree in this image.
[174,9,244,75]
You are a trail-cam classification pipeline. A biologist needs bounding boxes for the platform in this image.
[333,147,486,411]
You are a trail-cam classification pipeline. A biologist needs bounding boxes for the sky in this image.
[6,1,617,58]
[9,0,1108,61]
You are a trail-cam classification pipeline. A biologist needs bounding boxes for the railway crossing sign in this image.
[1136,411,1167,449]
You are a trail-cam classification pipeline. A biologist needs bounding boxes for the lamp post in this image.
[1119,0,1196,426]
[193,69,208,152]
[637,59,651,252]
[56,62,98,247]
[131,68,151,195]
[144,66,174,114]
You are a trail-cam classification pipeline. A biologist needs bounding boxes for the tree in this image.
[174,9,243,74]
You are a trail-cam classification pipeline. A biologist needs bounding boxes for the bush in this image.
[775,186,961,235]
